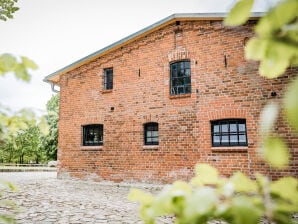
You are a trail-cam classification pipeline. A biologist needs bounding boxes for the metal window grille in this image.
[82,124,103,146]
[144,122,159,145]
[170,60,191,95]
[104,68,113,90]
[211,119,247,147]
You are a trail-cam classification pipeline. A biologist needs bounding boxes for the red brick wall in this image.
[57,20,298,183]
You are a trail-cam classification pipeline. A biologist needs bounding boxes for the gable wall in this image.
[57,20,298,183]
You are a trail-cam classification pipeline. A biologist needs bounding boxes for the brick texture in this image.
[57,19,298,183]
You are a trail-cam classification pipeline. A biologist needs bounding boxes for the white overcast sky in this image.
[0,0,274,114]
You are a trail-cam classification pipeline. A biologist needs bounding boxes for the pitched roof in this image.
[44,12,262,84]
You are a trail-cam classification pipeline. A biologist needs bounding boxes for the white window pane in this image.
[213,136,220,143]
[230,124,237,132]
[230,135,238,142]
[239,135,246,142]
[239,124,246,132]
[222,124,228,132]
[222,136,229,142]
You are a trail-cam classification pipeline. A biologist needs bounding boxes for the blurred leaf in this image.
[38,117,49,136]
[231,172,258,193]
[255,0,298,36]
[259,40,294,78]
[245,38,268,61]
[271,177,298,205]
[263,137,289,168]
[14,64,30,82]
[184,187,218,222]
[128,188,154,205]
[191,164,220,186]
[259,102,279,137]
[170,180,192,196]
[224,0,254,26]
[230,196,262,224]
[283,76,298,132]
[0,54,17,73]
[21,56,38,70]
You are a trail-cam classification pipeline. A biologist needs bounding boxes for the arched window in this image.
[211,119,247,147]
[82,124,103,146]
[144,122,159,145]
[170,60,191,95]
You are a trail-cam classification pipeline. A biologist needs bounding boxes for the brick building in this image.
[45,13,297,183]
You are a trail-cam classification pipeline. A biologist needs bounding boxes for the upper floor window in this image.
[103,68,113,90]
[170,60,191,95]
[82,124,103,146]
[144,122,159,145]
[211,119,247,147]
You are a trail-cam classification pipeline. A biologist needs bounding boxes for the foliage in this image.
[0,0,19,21]
[129,164,298,224]
[0,54,38,82]
[0,181,17,224]
[41,94,59,160]
[0,108,49,163]
[225,0,298,78]
[130,0,298,223]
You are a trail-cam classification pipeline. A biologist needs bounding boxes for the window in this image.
[144,122,159,145]
[82,124,103,146]
[170,60,191,95]
[103,68,113,90]
[211,119,247,147]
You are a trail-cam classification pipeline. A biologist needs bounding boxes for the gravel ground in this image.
[0,172,172,224]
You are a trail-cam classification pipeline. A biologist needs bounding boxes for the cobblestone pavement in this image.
[0,172,173,224]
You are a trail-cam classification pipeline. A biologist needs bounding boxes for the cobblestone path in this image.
[0,172,173,224]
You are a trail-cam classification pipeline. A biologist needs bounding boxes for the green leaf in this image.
[245,38,269,61]
[271,177,298,205]
[283,76,298,132]
[14,64,30,82]
[259,40,294,78]
[21,56,38,70]
[255,0,298,36]
[259,102,279,137]
[230,196,262,224]
[231,172,258,193]
[263,137,289,168]
[0,53,17,72]
[184,187,218,222]
[128,188,154,205]
[224,0,254,26]
[191,164,220,186]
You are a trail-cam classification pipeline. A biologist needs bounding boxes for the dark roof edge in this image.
[44,12,263,83]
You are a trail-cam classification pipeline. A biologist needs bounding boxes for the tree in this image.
[0,108,49,164]
[42,94,59,160]
[0,0,19,21]
[129,0,298,223]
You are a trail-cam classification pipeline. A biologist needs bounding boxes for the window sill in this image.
[169,93,191,99]
[211,146,248,152]
[142,145,159,151]
[101,89,113,94]
[81,146,103,151]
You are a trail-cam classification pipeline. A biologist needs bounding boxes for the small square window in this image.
[82,124,103,146]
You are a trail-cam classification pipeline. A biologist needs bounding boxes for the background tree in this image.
[41,94,59,160]
[129,0,298,223]
[0,0,19,21]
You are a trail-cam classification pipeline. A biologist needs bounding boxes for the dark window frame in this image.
[211,119,248,147]
[144,122,159,145]
[170,60,191,95]
[103,68,113,90]
[82,124,103,146]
